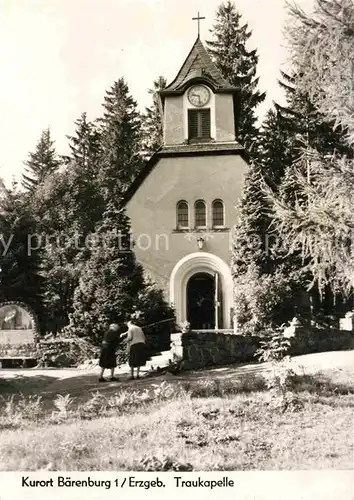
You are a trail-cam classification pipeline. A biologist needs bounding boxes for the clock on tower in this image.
[187,85,211,107]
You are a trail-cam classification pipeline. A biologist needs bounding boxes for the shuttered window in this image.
[188,109,211,140]
[177,201,189,229]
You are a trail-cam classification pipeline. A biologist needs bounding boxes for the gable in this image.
[123,143,247,206]
[161,38,237,95]
[125,152,249,238]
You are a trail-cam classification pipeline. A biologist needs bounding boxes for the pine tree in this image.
[231,162,310,330]
[259,70,351,201]
[258,108,294,192]
[265,0,354,295]
[239,68,353,326]
[22,128,60,192]
[231,163,288,330]
[68,199,174,343]
[231,78,314,328]
[141,76,167,160]
[66,108,175,342]
[286,0,354,139]
[276,72,352,159]
[32,170,104,332]
[207,1,266,155]
[30,114,105,333]
[69,201,144,340]
[232,104,294,282]
[64,112,101,171]
[32,167,104,334]
[232,163,271,275]
[0,185,44,327]
[98,78,143,198]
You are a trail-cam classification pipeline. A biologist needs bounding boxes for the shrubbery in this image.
[35,332,99,368]
[256,328,303,412]
[64,203,175,353]
[234,264,301,333]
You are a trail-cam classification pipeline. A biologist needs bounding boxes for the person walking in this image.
[121,319,147,380]
[98,323,120,382]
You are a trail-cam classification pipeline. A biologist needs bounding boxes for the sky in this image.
[0,0,313,186]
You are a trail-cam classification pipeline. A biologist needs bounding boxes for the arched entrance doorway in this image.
[169,252,233,329]
[187,272,215,329]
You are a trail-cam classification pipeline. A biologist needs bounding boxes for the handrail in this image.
[189,329,235,334]
[143,318,175,330]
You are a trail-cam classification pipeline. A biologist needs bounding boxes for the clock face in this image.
[187,85,210,107]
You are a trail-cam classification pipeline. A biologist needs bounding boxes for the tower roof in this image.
[161,37,237,94]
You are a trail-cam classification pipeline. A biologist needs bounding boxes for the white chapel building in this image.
[125,36,249,329]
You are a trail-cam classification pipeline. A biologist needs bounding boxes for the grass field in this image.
[0,352,353,471]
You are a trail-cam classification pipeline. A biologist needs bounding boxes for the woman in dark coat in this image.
[98,323,120,382]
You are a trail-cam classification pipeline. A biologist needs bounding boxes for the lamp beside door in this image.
[197,237,205,250]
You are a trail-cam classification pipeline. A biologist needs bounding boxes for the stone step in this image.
[146,350,173,367]
[114,351,173,373]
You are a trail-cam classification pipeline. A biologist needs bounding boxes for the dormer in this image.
[160,37,239,147]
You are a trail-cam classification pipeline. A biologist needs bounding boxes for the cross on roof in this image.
[192,12,205,38]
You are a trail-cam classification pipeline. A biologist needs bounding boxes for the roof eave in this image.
[160,85,239,97]
[159,79,239,108]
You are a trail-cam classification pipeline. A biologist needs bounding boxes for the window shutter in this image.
[188,110,198,139]
[188,109,211,140]
[201,109,210,138]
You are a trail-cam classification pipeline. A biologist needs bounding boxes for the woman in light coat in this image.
[121,320,147,380]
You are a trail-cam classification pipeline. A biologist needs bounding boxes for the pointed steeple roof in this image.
[162,37,237,94]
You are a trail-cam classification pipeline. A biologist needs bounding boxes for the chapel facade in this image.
[125,36,249,329]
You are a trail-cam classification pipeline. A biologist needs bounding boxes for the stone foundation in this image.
[171,331,260,370]
[171,314,354,371]
[289,326,354,356]
[0,337,98,368]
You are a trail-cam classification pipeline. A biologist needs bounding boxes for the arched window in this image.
[195,200,207,228]
[176,201,189,229]
[212,199,224,227]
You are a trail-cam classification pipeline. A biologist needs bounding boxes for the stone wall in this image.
[289,327,354,356]
[0,337,99,368]
[171,331,261,370]
[171,321,354,371]
[0,342,38,358]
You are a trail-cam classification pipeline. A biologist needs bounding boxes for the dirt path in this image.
[1,350,353,401]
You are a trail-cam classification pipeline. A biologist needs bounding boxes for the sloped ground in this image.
[0,350,353,404]
[0,350,353,471]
